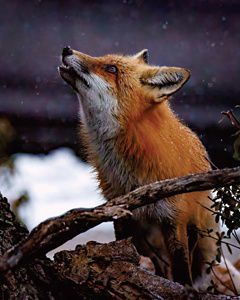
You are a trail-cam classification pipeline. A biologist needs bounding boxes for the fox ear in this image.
[141,66,190,101]
[133,49,149,64]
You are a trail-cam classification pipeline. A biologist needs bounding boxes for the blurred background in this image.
[0,0,239,250]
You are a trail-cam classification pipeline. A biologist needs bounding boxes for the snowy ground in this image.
[0,148,115,256]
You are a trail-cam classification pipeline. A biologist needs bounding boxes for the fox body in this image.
[59,47,218,285]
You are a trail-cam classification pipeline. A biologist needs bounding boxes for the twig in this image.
[232,230,240,245]
[220,246,238,295]
[0,167,240,273]
[221,110,240,130]
[211,265,234,294]
[200,232,240,251]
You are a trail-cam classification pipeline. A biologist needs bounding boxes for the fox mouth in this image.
[59,63,90,89]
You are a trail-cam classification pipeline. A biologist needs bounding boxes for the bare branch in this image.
[221,110,240,130]
[0,167,240,273]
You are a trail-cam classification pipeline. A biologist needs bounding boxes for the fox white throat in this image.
[60,52,119,141]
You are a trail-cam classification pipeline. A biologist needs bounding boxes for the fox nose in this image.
[62,46,73,57]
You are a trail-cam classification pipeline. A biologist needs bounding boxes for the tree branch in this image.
[53,238,240,299]
[0,167,240,273]
[221,110,240,130]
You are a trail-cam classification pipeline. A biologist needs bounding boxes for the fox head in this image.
[59,47,190,138]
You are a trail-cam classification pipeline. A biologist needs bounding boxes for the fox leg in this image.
[114,218,135,240]
[187,224,200,279]
[115,218,193,284]
[190,209,219,282]
[192,233,218,280]
[162,222,193,285]
[114,209,195,284]
[114,218,171,278]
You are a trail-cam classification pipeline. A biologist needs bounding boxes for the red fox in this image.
[59,46,218,286]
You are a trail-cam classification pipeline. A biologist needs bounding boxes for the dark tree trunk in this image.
[0,194,67,300]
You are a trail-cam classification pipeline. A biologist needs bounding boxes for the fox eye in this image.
[105,65,118,74]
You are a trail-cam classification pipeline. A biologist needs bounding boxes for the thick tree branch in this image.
[0,167,240,273]
[0,194,70,299]
[53,238,240,300]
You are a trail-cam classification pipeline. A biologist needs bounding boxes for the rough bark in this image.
[0,194,68,300]
[53,239,240,300]
[0,167,240,273]
[0,191,240,299]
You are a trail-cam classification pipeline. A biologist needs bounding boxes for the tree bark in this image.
[0,192,240,299]
[53,238,240,300]
[0,194,68,299]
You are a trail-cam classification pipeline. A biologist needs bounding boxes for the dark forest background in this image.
[0,0,240,167]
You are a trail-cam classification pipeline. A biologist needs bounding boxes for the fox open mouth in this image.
[59,64,90,89]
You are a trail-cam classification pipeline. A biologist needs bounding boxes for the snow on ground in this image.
[0,148,115,256]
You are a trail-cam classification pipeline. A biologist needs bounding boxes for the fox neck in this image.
[77,90,119,141]
[80,101,209,200]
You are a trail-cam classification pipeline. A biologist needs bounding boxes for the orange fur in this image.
[60,48,219,286]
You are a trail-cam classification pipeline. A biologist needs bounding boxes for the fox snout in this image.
[62,46,73,58]
[59,46,90,90]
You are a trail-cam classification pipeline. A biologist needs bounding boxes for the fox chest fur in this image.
[83,102,210,197]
